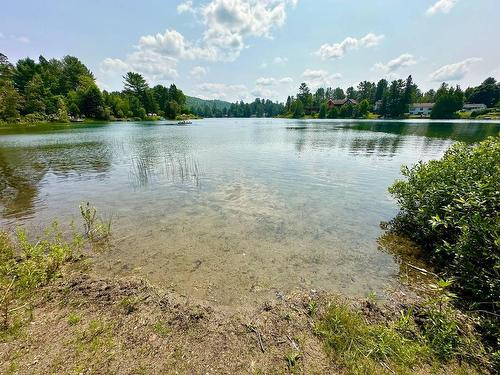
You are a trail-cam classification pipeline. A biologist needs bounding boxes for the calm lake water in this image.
[1,119,499,307]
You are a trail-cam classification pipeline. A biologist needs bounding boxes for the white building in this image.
[462,103,487,112]
[409,103,434,117]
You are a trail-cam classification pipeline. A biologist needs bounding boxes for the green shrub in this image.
[388,136,500,307]
[0,222,83,329]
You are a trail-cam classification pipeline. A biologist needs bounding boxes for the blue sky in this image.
[1,0,499,102]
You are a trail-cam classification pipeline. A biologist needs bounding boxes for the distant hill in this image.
[186,96,232,111]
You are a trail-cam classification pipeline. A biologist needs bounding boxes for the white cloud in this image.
[373,53,417,73]
[426,0,458,16]
[429,57,482,81]
[256,77,277,86]
[190,66,208,78]
[273,56,288,64]
[101,1,297,88]
[194,82,249,101]
[200,0,297,61]
[279,77,293,84]
[315,33,384,60]
[177,0,195,14]
[101,50,179,82]
[250,87,279,100]
[256,76,294,87]
[138,29,216,60]
[302,69,342,89]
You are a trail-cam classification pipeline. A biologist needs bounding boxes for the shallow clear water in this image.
[1,119,499,307]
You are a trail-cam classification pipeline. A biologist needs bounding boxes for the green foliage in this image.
[284,351,301,372]
[291,100,304,118]
[68,312,81,326]
[388,136,500,307]
[0,54,190,123]
[79,202,111,243]
[0,222,83,329]
[316,292,485,373]
[467,77,500,108]
[431,83,464,119]
[318,103,327,119]
[316,302,429,373]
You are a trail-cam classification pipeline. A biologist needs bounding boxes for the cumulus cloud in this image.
[101,50,179,82]
[273,56,288,64]
[255,76,294,86]
[177,0,195,14]
[373,53,417,73]
[315,33,384,60]
[426,0,458,16]
[101,0,297,85]
[194,82,249,101]
[190,66,208,78]
[429,57,482,81]
[302,69,342,89]
[200,0,297,61]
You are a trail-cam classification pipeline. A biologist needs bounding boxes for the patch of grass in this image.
[152,321,170,337]
[315,294,487,374]
[74,319,115,353]
[306,300,318,316]
[118,296,139,314]
[284,351,301,373]
[71,319,116,373]
[316,302,428,373]
[67,312,80,326]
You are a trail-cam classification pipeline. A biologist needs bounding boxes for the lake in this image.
[1,119,499,308]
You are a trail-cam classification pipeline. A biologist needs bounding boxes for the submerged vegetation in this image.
[0,203,496,373]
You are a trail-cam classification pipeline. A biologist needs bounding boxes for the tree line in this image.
[0,53,189,122]
[284,76,499,119]
[190,98,284,118]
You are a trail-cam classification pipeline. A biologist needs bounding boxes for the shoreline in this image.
[0,227,492,374]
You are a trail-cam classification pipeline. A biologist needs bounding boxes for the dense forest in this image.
[1,53,498,122]
[189,98,284,118]
[0,53,191,122]
[0,53,284,123]
[284,76,500,119]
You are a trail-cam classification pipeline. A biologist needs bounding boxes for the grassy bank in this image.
[0,217,495,374]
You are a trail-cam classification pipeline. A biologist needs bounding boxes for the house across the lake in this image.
[327,98,358,110]
[409,103,434,117]
[461,103,487,112]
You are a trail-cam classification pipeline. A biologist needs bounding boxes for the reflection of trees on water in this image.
[286,121,500,158]
[286,125,405,157]
[0,142,112,220]
[0,149,47,219]
[348,121,500,143]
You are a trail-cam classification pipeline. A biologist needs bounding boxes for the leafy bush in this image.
[388,136,499,306]
[470,109,490,118]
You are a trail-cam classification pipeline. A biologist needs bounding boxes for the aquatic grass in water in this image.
[129,153,202,189]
